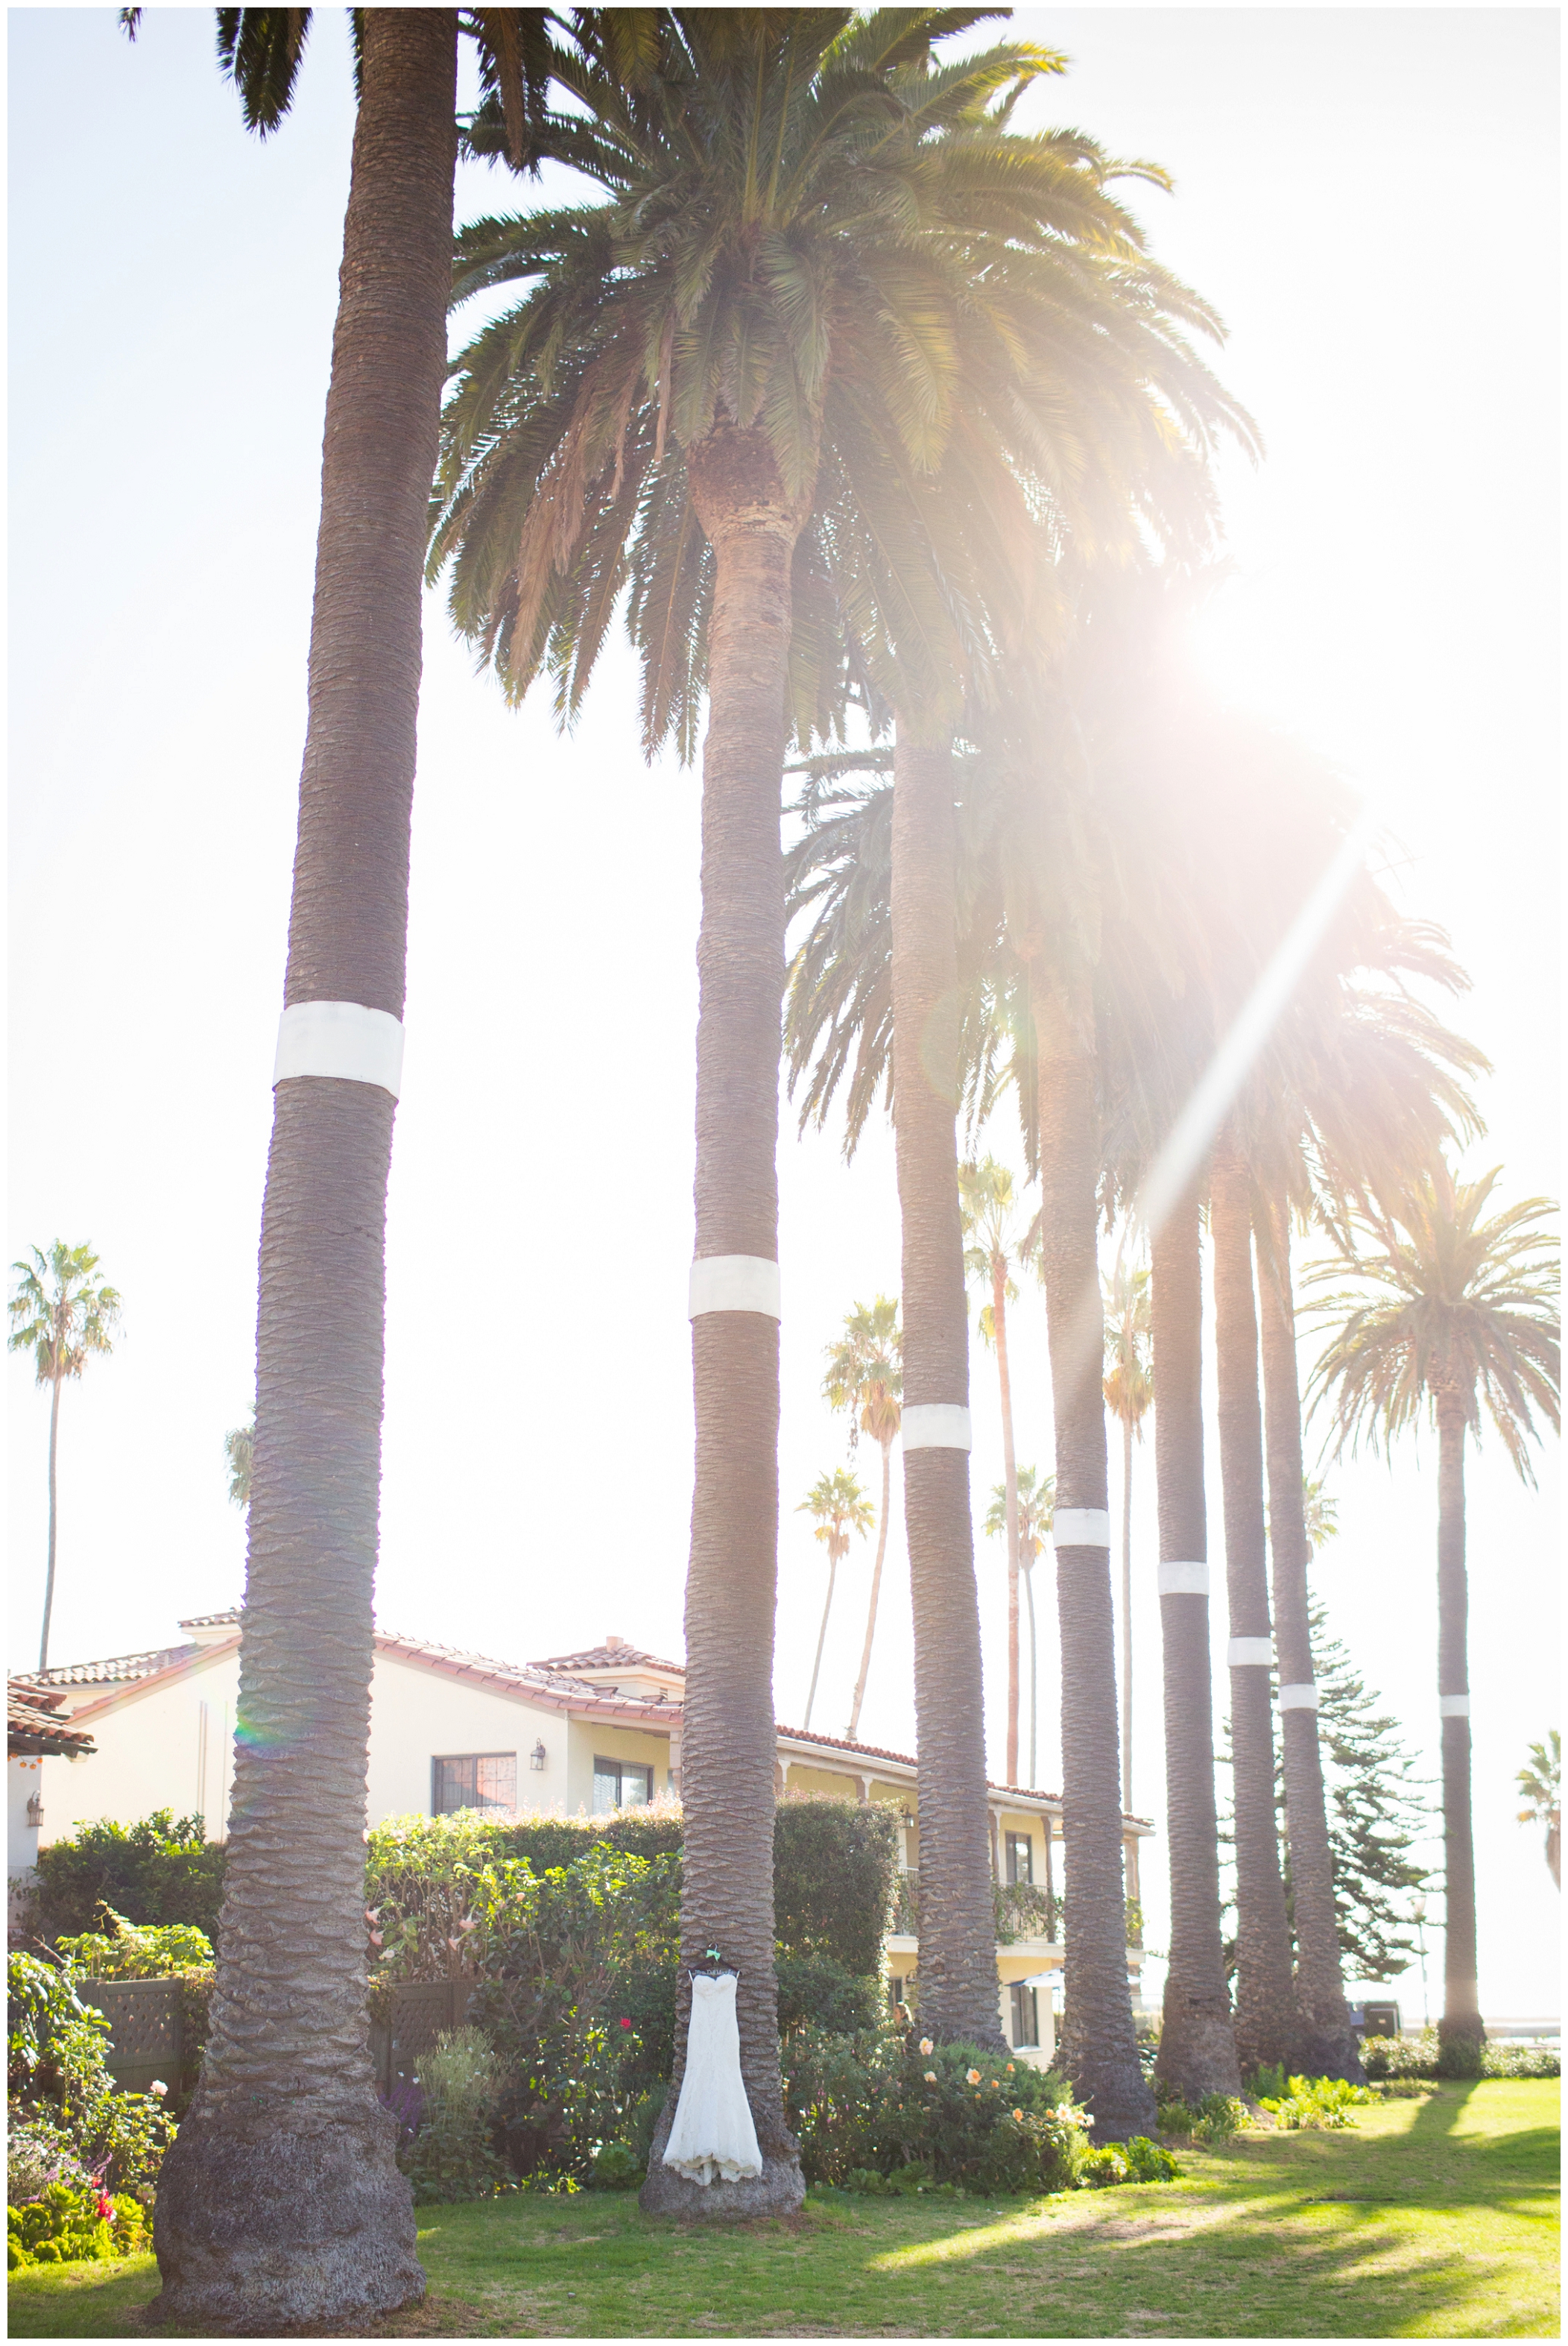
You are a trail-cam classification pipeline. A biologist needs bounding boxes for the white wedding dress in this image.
[662,1972,763,2186]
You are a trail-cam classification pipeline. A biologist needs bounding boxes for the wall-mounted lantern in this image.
[528,1741,548,1772]
[26,1793,44,1829]
[900,1808,915,1828]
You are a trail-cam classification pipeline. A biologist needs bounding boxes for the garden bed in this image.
[9,2081,1557,2339]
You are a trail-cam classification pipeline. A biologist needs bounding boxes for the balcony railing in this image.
[891,1872,1143,1949]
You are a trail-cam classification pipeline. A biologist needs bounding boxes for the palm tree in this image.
[1516,1734,1561,1890]
[797,1468,875,1731]
[1209,1133,1300,2072]
[960,1158,1028,1785]
[224,1415,255,1513]
[1102,1255,1153,1814]
[1308,1161,1560,2062]
[822,1299,902,1741]
[1302,1477,1338,1555]
[984,1467,1054,1788]
[1148,1185,1242,2099]
[9,1242,121,1670]
[120,9,571,2320]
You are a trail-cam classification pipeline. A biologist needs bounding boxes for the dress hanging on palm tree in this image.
[663,1974,762,2188]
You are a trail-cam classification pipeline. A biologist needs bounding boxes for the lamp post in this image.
[1412,1896,1429,2029]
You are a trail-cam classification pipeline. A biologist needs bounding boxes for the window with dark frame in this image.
[1005,1831,1034,1885]
[591,1756,654,1814]
[1009,1981,1040,2047]
[431,1753,517,1816]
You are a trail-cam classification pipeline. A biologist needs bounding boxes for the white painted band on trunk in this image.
[901,1404,972,1452]
[687,1256,781,1319]
[1228,1637,1274,1666]
[274,1001,404,1096]
[1277,1682,1319,1710]
[1052,1508,1110,1548]
[1438,1694,1471,1718]
[1157,1560,1209,1597]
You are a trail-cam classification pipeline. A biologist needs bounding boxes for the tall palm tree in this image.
[1307,1161,1560,2063]
[435,4,1122,2173]
[224,1415,255,1513]
[1516,1734,1561,1891]
[1102,1255,1153,1814]
[1148,1183,1242,2098]
[1209,1132,1300,2072]
[822,1299,902,1741]
[797,1467,875,1731]
[959,1158,1028,1785]
[121,8,570,2321]
[8,1242,121,1671]
[984,1466,1054,1788]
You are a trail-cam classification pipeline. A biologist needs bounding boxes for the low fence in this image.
[370,1976,476,2093]
[80,1973,477,2099]
[80,1978,183,2095]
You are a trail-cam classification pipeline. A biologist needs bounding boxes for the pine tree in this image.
[1218,1598,1432,1986]
[1308,1599,1433,1981]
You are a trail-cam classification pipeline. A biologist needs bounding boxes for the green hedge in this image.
[30,1812,225,1949]
[774,1797,900,1976]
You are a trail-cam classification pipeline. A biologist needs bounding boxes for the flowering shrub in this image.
[782,2026,1090,2194]
[8,2182,147,2269]
[7,1953,174,2194]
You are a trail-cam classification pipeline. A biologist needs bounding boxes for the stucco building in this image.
[13,1613,1154,2063]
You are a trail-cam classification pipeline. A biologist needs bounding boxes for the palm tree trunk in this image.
[152,14,458,2327]
[1435,1393,1484,2063]
[1255,1188,1364,2083]
[39,1370,62,1671]
[1023,1557,1038,1789]
[1209,1139,1297,2073]
[1121,1411,1134,1815]
[804,1554,838,1729]
[994,1264,1022,1785]
[1151,1188,1240,2100]
[888,731,1001,2047]
[1030,964,1154,2140]
[846,1436,893,1741]
[642,420,808,2217]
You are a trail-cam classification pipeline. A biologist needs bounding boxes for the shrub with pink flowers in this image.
[782,2025,1091,2194]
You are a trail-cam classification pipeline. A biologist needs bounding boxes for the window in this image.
[592,1756,653,1814]
[1009,1982,1040,2048]
[432,1753,516,1816]
[1005,1832,1034,1885]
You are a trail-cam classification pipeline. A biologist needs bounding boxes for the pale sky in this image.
[7,8,1559,2020]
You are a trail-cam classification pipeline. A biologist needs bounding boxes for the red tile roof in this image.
[531,1641,685,1677]
[15,1643,200,1692]
[9,1684,96,1756]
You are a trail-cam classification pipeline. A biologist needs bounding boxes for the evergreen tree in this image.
[1218,1598,1432,1986]
[1309,1600,1432,1981]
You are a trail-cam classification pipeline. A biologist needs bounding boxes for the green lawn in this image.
[10,2082,1557,2339]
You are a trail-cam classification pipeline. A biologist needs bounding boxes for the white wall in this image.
[9,1753,45,1884]
[36,1646,241,1848]
[365,1649,569,1822]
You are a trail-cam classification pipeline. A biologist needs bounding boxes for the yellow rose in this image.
[1013,2109,1024,2121]
[924,2071,937,2083]
[966,2068,981,2084]
[920,2039,934,2057]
